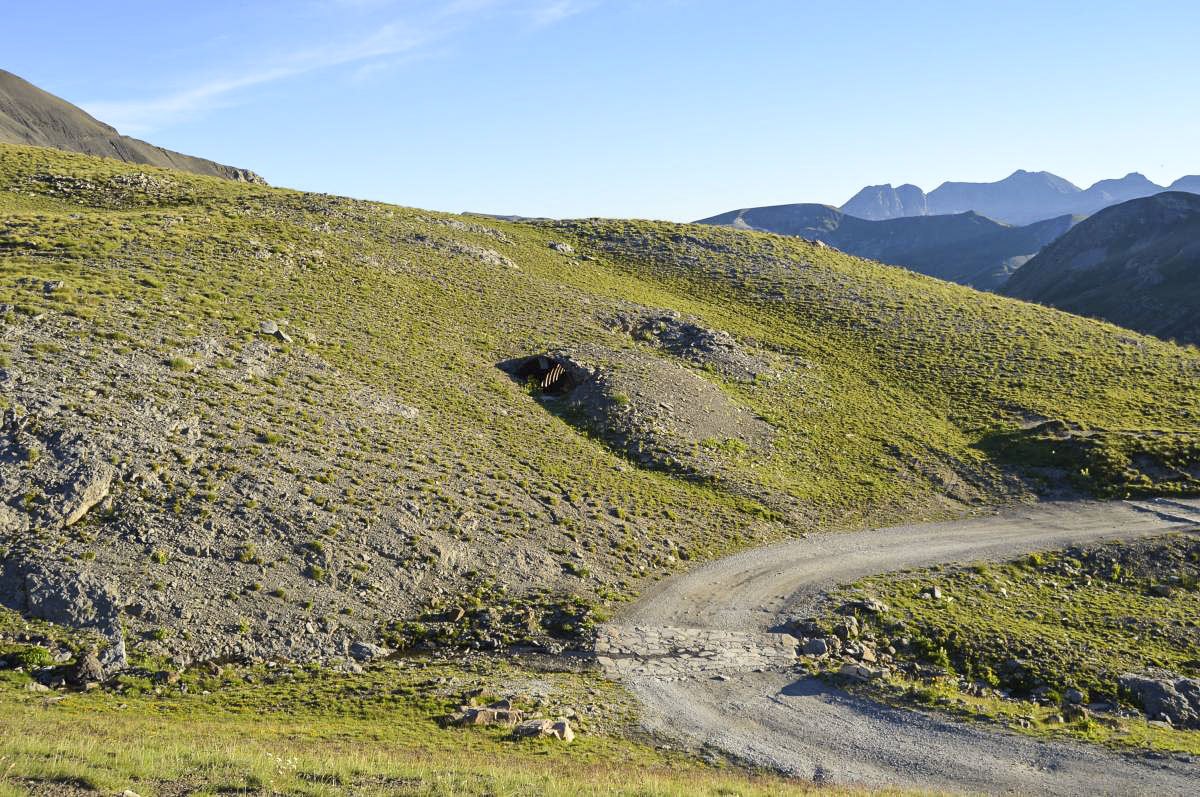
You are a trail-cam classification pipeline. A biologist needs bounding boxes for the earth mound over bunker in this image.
[499,345,775,479]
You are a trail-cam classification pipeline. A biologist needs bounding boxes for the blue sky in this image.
[7,1,1199,220]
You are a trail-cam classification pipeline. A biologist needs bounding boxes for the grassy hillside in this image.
[0,142,1197,669]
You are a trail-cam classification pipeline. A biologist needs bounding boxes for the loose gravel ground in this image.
[601,498,1200,795]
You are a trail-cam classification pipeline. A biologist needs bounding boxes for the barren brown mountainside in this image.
[0,69,264,184]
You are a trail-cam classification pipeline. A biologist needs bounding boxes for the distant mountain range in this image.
[694,203,1077,289]
[1003,192,1200,345]
[0,69,264,184]
[839,169,1199,226]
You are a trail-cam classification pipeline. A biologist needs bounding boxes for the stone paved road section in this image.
[595,625,796,678]
[601,498,1200,795]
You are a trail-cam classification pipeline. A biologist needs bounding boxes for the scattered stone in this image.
[609,309,772,382]
[1150,584,1173,597]
[515,718,553,737]
[801,638,829,657]
[551,718,575,742]
[839,597,888,615]
[548,242,574,254]
[838,662,881,682]
[514,716,574,742]
[451,702,523,728]
[1064,687,1085,704]
[1063,704,1089,722]
[258,319,293,343]
[349,640,391,661]
[833,616,859,640]
[152,670,181,686]
[24,681,51,692]
[785,618,823,637]
[919,585,943,600]
[1045,713,1065,724]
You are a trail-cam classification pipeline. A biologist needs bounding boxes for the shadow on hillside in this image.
[973,422,1200,499]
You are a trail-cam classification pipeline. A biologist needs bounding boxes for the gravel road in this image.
[602,498,1200,795]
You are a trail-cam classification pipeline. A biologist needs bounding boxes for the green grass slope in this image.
[0,142,1197,667]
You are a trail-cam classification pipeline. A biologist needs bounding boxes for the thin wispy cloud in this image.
[528,0,595,28]
[81,0,592,134]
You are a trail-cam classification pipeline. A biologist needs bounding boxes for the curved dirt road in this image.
[599,498,1200,795]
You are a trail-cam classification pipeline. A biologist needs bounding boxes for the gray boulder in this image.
[801,638,829,657]
[60,460,115,527]
[1119,670,1200,728]
[21,566,127,672]
[69,649,105,685]
[838,597,888,615]
[349,640,391,661]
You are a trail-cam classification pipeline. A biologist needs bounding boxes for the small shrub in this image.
[14,645,52,669]
[235,544,261,564]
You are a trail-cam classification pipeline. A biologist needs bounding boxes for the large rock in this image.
[348,640,391,661]
[838,662,883,682]
[60,460,115,527]
[20,566,127,672]
[838,597,888,615]
[68,649,105,685]
[801,638,830,657]
[514,716,574,742]
[1119,670,1200,728]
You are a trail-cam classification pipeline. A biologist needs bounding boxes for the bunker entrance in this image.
[507,355,577,396]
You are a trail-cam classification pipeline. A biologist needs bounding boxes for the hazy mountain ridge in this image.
[0,68,264,184]
[1003,191,1200,345]
[1169,175,1200,193]
[840,183,927,220]
[837,169,1198,225]
[693,202,1075,289]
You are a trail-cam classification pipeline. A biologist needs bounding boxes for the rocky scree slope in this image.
[694,202,1076,290]
[1003,192,1200,346]
[0,69,264,184]
[0,142,1198,672]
